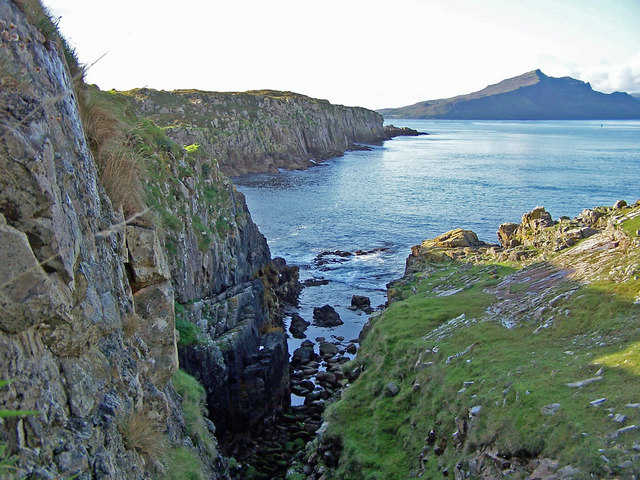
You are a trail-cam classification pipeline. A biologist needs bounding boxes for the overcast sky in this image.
[43,0,640,110]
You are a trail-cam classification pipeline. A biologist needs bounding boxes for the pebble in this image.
[614,425,638,437]
[625,403,640,408]
[565,376,602,387]
[612,414,627,423]
[386,382,400,397]
[541,403,562,415]
[590,398,607,406]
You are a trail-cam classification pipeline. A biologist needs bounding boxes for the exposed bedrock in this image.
[125,88,387,176]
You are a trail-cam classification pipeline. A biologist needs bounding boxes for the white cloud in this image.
[580,54,640,94]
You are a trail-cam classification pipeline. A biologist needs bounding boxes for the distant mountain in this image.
[379,70,640,119]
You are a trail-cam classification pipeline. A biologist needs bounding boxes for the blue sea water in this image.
[234,119,640,376]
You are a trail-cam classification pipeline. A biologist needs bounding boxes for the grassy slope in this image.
[325,205,640,479]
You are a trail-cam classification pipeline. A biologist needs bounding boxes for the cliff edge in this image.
[123,88,387,176]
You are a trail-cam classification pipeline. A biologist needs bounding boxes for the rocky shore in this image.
[383,124,429,138]
[300,201,640,479]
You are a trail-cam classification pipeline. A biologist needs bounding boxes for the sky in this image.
[43,0,640,110]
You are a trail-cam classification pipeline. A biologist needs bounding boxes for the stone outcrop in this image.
[0,1,299,477]
[141,127,298,451]
[0,2,221,478]
[313,305,344,327]
[123,88,387,176]
[289,313,310,339]
[496,206,601,254]
[383,124,428,138]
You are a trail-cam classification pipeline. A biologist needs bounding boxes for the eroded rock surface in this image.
[126,89,387,176]
[0,3,200,477]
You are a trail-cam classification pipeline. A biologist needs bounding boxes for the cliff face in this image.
[123,88,387,176]
[141,132,295,449]
[0,1,296,477]
[380,69,640,119]
[0,2,207,478]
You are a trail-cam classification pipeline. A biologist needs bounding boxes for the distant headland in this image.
[379,69,640,120]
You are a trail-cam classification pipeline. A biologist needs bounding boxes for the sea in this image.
[234,119,640,399]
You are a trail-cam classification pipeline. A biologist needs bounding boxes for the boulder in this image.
[289,313,310,339]
[319,342,339,357]
[430,228,482,248]
[303,278,330,287]
[497,222,519,248]
[313,305,343,327]
[292,343,316,365]
[521,206,555,229]
[350,295,371,310]
[386,382,400,397]
[576,208,604,226]
[613,199,627,209]
[529,459,559,480]
[540,403,561,415]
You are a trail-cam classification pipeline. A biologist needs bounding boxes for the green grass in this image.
[174,302,203,346]
[325,253,640,479]
[172,370,217,457]
[622,213,640,237]
[162,446,204,480]
[191,215,213,251]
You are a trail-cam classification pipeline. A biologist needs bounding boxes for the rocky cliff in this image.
[310,201,640,479]
[142,140,298,450]
[0,1,298,478]
[0,2,205,478]
[121,88,387,176]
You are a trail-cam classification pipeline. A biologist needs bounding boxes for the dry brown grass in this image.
[122,312,139,339]
[75,84,123,156]
[12,0,55,36]
[97,139,144,215]
[120,409,166,462]
[75,86,145,216]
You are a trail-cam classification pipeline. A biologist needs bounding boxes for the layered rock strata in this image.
[0,2,224,477]
[0,1,298,477]
[124,88,387,176]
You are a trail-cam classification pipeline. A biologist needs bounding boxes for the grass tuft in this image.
[120,409,165,462]
[172,369,217,456]
[75,86,145,215]
[161,447,204,480]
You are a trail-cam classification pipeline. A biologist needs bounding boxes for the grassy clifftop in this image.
[319,202,640,479]
[119,87,386,176]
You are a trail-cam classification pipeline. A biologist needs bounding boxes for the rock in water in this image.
[351,295,371,310]
[290,313,310,339]
[313,305,344,327]
[384,124,428,138]
[319,342,339,356]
